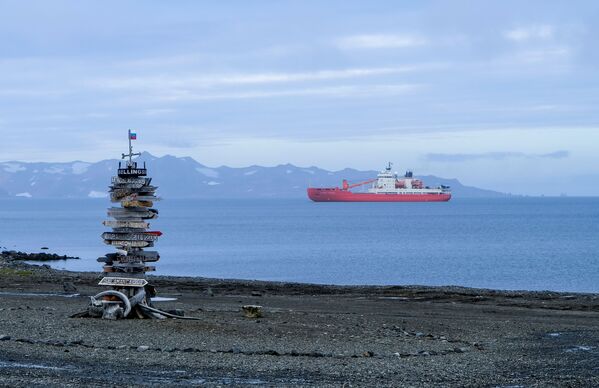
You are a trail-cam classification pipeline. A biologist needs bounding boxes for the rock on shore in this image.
[1,250,79,262]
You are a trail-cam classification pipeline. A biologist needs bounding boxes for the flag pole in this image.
[122,129,140,167]
[128,129,133,166]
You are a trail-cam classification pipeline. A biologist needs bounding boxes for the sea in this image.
[0,198,597,293]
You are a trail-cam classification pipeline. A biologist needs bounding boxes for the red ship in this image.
[307,163,451,202]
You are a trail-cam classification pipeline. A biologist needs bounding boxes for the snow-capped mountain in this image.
[0,152,508,198]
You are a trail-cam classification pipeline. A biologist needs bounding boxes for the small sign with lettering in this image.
[118,168,147,176]
[98,277,148,287]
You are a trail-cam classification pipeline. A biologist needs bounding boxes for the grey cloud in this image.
[540,150,569,159]
[426,150,570,162]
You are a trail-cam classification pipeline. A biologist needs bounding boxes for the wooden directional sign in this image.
[118,255,160,263]
[105,240,152,248]
[110,190,135,201]
[98,277,148,287]
[122,200,153,208]
[111,176,149,185]
[108,206,155,213]
[102,232,160,242]
[102,252,160,263]
[107,209,158,220]
[103,220,149,229]
[104,265,156,273]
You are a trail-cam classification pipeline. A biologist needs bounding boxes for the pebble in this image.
[137,346,149,352]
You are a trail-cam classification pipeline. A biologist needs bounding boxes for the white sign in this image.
[102,232,159,242]
[106,240,151,248]
[103,220,149,228]
[111,177,148,185]
[99,277,148,287]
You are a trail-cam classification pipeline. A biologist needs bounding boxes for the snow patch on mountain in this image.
[15,192,32,198]
[3,163,26,173]
[72,162,91,175]
[196,167,219,178]
[43,166,65,174]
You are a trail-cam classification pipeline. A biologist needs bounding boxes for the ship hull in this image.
[307,188,451,202]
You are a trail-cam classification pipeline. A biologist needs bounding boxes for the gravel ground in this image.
[0,261,598,387]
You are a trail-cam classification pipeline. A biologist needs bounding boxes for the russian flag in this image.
[130,132,137,140]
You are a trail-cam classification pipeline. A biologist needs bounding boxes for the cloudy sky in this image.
[1,1,598,195]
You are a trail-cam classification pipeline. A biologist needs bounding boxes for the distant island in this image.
[0,152,509,199]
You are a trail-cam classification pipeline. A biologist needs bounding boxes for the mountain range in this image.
[0,152,508,199]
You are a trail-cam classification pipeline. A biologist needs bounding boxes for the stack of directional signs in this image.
[96,160,163,318]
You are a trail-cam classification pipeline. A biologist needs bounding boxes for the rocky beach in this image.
[0,254,598,387]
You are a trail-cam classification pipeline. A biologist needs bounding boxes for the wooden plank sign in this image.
[122,200,153,208]
[105,240,152,248]
[111,176,149,185]
[98,277,148,287]
[107,211,158,220]
[103,220,149,229]
[103,252,160,263]
[103,265,156,273]
[102,232,160,242]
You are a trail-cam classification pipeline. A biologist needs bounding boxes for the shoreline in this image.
[6,257,599,300]
[1,258,599,386]
[17,261,599,296]
[6,249,598,295]
[3,257,599,309]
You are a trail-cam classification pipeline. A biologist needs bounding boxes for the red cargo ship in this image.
[307,163,451,202]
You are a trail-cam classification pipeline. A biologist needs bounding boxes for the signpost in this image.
[93,129,164,319]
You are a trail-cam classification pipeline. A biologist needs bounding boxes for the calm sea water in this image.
[0,198,597,292]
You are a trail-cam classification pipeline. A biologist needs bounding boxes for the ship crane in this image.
[342,178,377,191]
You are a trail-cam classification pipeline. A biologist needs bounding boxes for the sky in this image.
[0,0,598,195]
